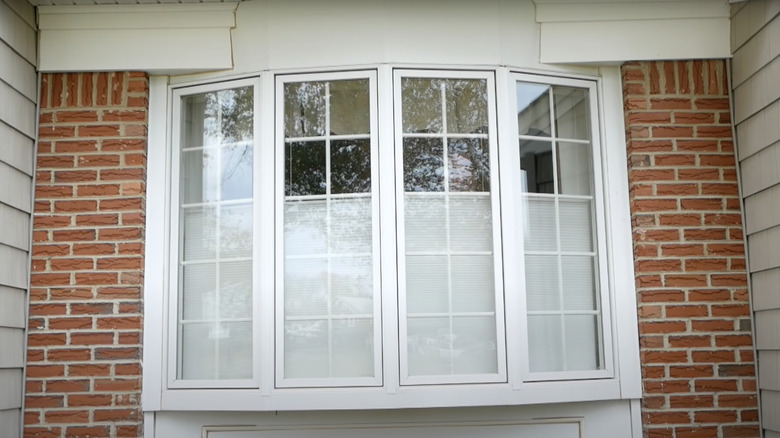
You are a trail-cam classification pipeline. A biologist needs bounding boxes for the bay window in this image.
[161,67,622,410]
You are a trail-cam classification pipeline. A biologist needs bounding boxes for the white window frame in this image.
[142,65,641,413]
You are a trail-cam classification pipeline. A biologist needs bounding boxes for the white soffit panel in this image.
[37,4,236,73]
[534,0,731,64]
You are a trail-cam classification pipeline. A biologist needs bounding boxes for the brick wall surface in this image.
[622,60,760,438]
[25,72,148,438]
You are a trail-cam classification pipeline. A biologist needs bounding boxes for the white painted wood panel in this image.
[0,327,23,368]
[0,409,20,438]
[0,162,32,214]
[755,309,780,350]
[735,101,779,161]
[539,18,729,64]
[0,204,30,251]
[0,369,22,410]
[759,350,780,391]
[751,268,780,311]
[0,244,29,290]
[0,122,34,176]
[0,0,35,64]
[0,79,35,139]
[38,4,235,73]
[0,286,25,329]
[536,1,728,23]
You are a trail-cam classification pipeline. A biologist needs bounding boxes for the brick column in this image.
[25,72,148,438]
[622,60,759,438]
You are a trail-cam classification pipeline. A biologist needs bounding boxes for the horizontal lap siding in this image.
[622,59,760,438]
[731,0,780,435]
[0,0,37,437]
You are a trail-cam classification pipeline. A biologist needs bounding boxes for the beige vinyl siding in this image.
[0,0,36,437]
[732,1,780,435]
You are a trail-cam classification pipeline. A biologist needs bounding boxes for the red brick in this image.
[44,410,90,423]
[649,98,692,110]
[26,395,64,408]
[47,348,92,361]
[93,378,141,392]
[65,426,111,438]
[669,395,714,409]
[68,364,112,377]
[78,125,120,137]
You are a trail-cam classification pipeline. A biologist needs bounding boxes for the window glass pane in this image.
[332,139,371,194]
[519,140,554,194]
[182,206,216,261]
[516,83,551,137]
[523,197,556,252]
[285,257,329,317]
[446,80,488,134]
[451,255,495,313]
[564,315,600,370]
[557,142,593,196]
[221,144,253,201]
[448,195,492,252]
[408,316,499,376]
[286,141,326,196]
[330,79,370,135]
[183,87,253,147]
[527,315,563,372]
[178,86,254,381]
[559,198,593,252]
[561,256,596,311]
[181,148,218,204]
[401,76,500,382]
[448,138,490,192]
[219,261,253,319]
[554,86,590,140]
[284,201,327,257]
[404,196,447,252]
[402,78,443,133]
[525,255,560,312]
[405,255,449,314]
[181,264,216,320]
[403,138,444,192]
[282,78,377,384]
[284,82,326,137]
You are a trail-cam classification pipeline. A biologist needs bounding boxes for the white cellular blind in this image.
[178,86,254,380]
